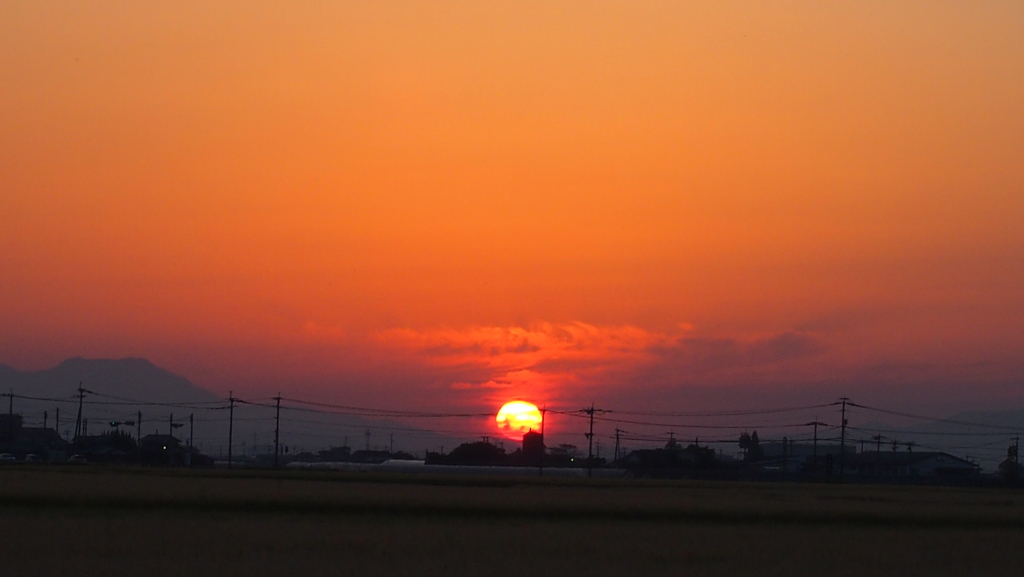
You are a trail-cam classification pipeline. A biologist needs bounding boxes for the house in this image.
[0,414,70,462]
[756,441,850,474]
[349,449,392,464]
[140,434,200,466]
[847,451,980,478]
[73,432,136,464]
[760,442,846,461]
[620,439,716,478]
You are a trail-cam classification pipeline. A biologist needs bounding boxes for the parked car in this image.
[23,454,42,463]
[67,454,88,464]
[0,453,16,463]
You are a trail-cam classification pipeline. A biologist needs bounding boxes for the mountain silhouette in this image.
[0,358,462,458]
[0,357,221,404]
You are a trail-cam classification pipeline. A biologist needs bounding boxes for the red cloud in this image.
[377,322,664,368]
[376,323,823,405]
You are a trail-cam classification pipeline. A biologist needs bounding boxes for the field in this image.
[1,467,1023,576]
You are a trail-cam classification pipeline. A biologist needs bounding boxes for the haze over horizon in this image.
[3,2,1023,426]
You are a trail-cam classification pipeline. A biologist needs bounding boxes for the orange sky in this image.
[2,2,1023,419]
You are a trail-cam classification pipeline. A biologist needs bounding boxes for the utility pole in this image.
[389,433,394,454]
[838,397,849,480]
[585,405,595,478]
[538,406,546,478]
[873,433,884,475]
[1015,437,1020,484]
[169,414,183,438]
[614,428,623,462]
[812,421,818,468]
[807,421,826,475]
[189,413,194,447]
[274,394,281,469]
[7,390,13,453]
[227,392,235,469]
[43,410,48,429]
[582,404,609,478]
[74,384,84,438]
[55,408,59,433]
[74,384,85,452]
[907,441,915,476]
[137,411,143,465]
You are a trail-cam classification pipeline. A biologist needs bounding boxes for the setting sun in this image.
[495,401,543,441]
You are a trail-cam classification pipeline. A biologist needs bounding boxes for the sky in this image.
[2,2,1023,438]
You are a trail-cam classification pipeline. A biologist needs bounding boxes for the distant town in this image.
[3,408,1019,487]
[2,359,1022,486]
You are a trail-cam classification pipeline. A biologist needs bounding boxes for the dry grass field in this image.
[1,467,1023,576]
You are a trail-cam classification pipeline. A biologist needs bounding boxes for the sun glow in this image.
[495,401,543,441]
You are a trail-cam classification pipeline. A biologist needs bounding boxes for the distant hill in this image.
[945,409,1024,430]
[0,358,466,458]
[0,357,221,404]
[0,363,18,382]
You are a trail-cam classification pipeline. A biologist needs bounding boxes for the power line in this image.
[278,397,493,418]
[576,413,830,431]
[610,402,839,418]
[10,383,1024,470]
[850,402,1024,432]
[278,416,490,437]
[80,389,227,409]
[845,425,1017,438]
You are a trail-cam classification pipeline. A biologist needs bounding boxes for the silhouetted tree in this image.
[686,443,717,467]
[546,443,580,466]
[317,446,351,461]
[1000,444,1020,482]
[446,441,507,466]
[739,431,765,461]
[103,430,137,452]
[549,444,579,459]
